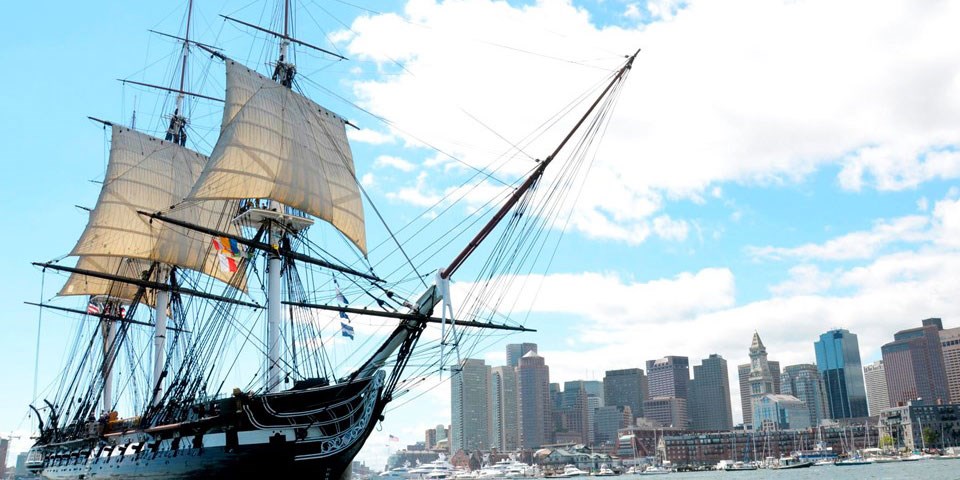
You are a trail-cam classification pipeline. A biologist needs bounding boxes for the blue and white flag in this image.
[339,310,350,321]
[340,322,355,340]
[335,288,349,305]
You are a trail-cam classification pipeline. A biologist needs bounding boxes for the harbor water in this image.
[620,460,960,479]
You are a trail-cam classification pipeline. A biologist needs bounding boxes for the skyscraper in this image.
[506,343,538,367]
[780,364,828,427]
[863,360,890,416]
[643,397,688,429]
[939,326,960,403]
[737,364,752,427]
[882,318,950,406]
[490,365,519,451]
[748,332,777,428]
[594,405,632,446]
[604,368,648,420]
[563,380,604,407]
[689,354,733,431]
[518,351,552,448]
[814,329,869,419]
[646,356,690,399]
[739,357,781,427]
[451,358,491,453]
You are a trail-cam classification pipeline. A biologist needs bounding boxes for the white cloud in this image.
[348,128,395,145]
[652,214,689,241]
[374,155,417,172]
[360,172,375,187]
[342,0,960,244]
[747,215,930,261]
[769,264,834,296]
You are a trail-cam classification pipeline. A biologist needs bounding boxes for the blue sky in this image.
[2,0,960,470]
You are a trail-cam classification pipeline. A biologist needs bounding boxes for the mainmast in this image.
[153,0,192,405]
[165,0,193,146]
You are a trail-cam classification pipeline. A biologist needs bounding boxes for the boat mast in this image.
[266,0,294,392]
[101,303,117,413]
[152,0,193,405]
[165,0,192,146]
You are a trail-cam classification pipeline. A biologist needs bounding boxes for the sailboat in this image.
[23,2,638,480]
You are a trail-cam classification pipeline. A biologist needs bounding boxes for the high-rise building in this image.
[557,384,591,445]
[940,326,960,403]
[738,364,752,427]
[882,318,950,406]
[451,358,491,453]
[491,366,519,451]
[0,437,8,479]
[754,394,811,431]
[780,364,828,427]
[769,361,782,394]
[604,368,648,420]
[518,351,552,448]
[863,360,890,416]
[689,354,733,431]
[739,355,781,427]
[594,405,632,446]
[748,332,777,428]
[646,356,690,399]
[643,396,688,429]
[563,380,604,407]
[814,329,869,419]
[506,343,538,367]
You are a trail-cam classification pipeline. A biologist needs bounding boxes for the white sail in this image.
[69,125,246,289]
[186,59,367,254]
[58,256,155,306]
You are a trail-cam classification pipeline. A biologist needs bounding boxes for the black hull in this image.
[33,372,386,480]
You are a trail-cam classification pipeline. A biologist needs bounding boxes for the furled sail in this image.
[69,126,247,290]
[186,59,367,254]
[58,256,155,306]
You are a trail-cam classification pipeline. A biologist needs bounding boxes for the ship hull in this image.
[33,373,386,480]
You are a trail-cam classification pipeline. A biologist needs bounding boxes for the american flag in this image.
[388,434,399,442]
[87,302,101,315]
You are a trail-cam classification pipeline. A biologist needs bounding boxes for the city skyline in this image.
[449,318,960,452]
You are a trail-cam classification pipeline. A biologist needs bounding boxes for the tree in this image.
[878,434,894,448]
[922,427,939,450]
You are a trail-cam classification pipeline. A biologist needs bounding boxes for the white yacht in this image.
[558,465,589,477]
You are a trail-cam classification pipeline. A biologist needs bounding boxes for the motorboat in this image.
[558,465,589,477]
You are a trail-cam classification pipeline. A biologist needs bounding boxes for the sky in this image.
[2,0,960,471]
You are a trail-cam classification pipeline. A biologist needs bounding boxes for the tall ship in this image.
[23,1,637,479]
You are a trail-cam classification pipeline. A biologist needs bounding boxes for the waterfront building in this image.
[643,396,688,429]
[880,398,960,450]
[646,356,689,399]
[882,318,950,406]
[863,360,890,415]
[595,405,632,446]
[814,329,869,419]
[604,368,648,420]
[451,358,491,453]
[780,364,828,427]
[754,393,811,430]
[748,332,777,428]
[518,350,553,448]
[689,354,733,431]
[620,424,878,468]
[940,326,960,403]
[506,343,538,367]
[490,365,519,450]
